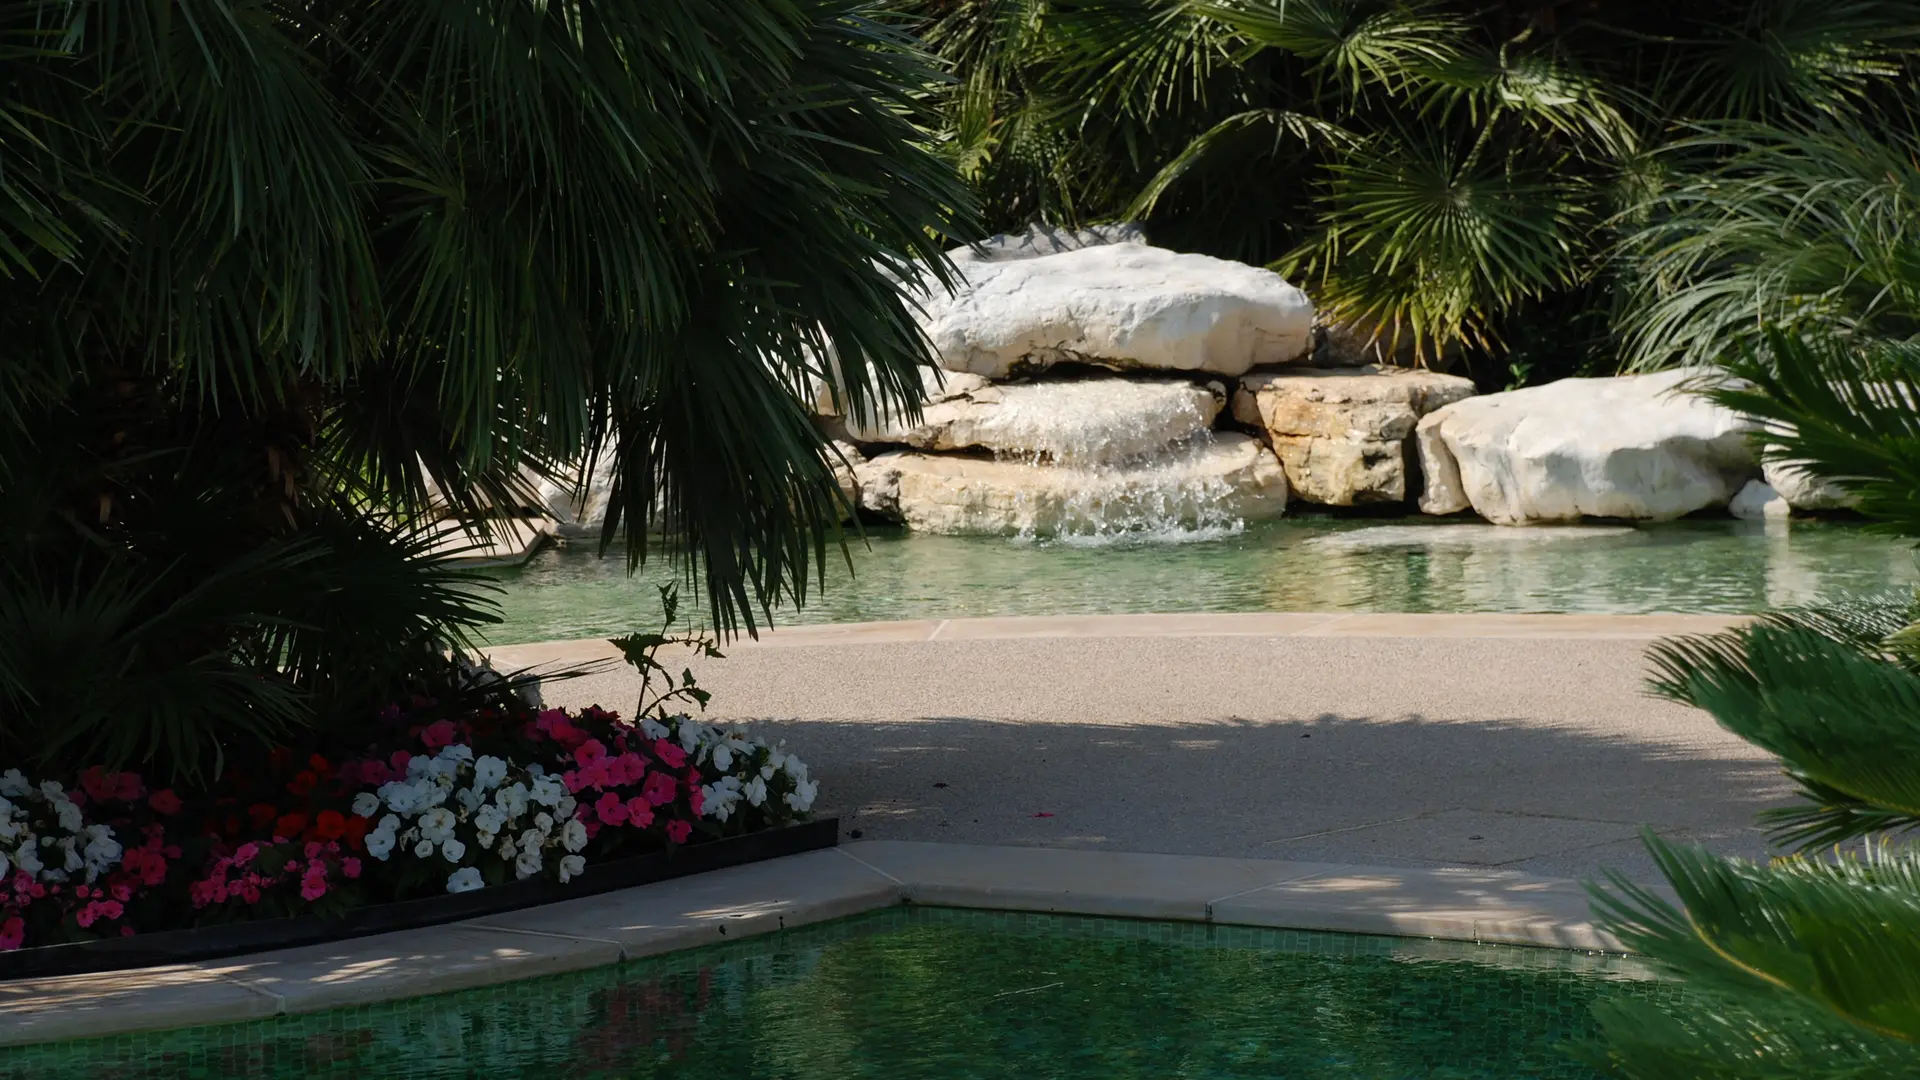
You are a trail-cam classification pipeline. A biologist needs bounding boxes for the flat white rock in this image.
[918,244,1315,379]
[1308,524,1638,549]
[854,432,1288,536]
[1729,478,1791,520]
[840,375,1224,465]
[1415,369,1759,524]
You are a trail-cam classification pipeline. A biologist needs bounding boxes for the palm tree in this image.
[0,0,972,780]
[900,0,1918,379]
[1579,117,1920,1076]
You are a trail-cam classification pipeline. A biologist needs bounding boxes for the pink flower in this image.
[341,857,362,880]
[594,791,629,826]
[75,905,97,929]
[0,917,22,951]
[110,883,132,903]
[612,753,646,786]
[147,788,183,816]
[420,720,456,750]
[641,771,679,807]
[625,798,654,829]
[299,878,327,902]
[113,772,144,801]
[573,739,608,766]
[689,786,705,815]
[120,926,135,938]
[390,750,412,773]
[652,740,687,769]
[233,843,260,865]
[665,820,691,844]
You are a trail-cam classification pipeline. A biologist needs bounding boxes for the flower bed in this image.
[0,691,819,962]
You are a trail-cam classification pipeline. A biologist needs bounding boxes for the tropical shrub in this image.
[901,0,1919,380]
[0,0,971,784]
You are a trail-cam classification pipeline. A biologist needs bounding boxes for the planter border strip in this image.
[0,840,1627,1049]
[0,818,838,981]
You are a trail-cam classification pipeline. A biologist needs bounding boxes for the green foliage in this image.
[609,586,725,721]
[902,0,1920,380]
[0,0,972,781]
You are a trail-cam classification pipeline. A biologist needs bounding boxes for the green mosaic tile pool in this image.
[0,908,1679,1079]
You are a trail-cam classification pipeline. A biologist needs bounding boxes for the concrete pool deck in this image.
[489,611,1787,882]
[3,613,1770,1046]
[0,841,1649,1047]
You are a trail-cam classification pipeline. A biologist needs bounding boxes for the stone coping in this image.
[483,611,1747,667]
[0,841,1645,1048]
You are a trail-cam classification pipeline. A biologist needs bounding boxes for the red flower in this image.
[148,789,183,816]
[307,753,333,777]
[665,820,691,844]
[313,810,347,841]
[275,812,309,839]
[247,803,279,830]
[342,814,372,852]
[420,719,456,750]
[287,771,319,797]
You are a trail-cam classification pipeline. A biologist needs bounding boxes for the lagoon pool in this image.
[481,516,1915,644]
[2,908,1673,1079]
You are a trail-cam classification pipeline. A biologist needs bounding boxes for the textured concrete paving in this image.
[491,615,1789,883]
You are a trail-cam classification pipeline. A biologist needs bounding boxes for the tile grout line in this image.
[1262,812,1434,846]
[213,972,288,1014]
[464,922,625,949]
[925,619,951,641]
[1204,864,1355,918]
[834,846,908,887]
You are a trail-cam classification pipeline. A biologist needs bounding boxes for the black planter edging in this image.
[0,816,838,981]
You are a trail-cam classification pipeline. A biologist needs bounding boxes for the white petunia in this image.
[413,839,434,859]
[0,770,28,797]
[472,755,508,791]
[558,854,585,883]
[351,792,381,818]
[475,830,496,851]
[54,798,82,833]
[13,845,40,874]
[555,796,577,820]
[446,866,484,893]
[441,838,466,863]
[416,808,457,843]
[743,776,767,807]
[710,745,733,772]
[513,845,543,880]
[639,718,669,740]
[561,819,588,853]
[529,775,565,808]
[496,783,530,818]
[533,812,553,833]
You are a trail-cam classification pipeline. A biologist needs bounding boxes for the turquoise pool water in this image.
[483,516,1916,644]
[2,908,1672,1079]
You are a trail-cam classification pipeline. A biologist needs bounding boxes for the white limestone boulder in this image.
[918,244,1315,379]
[1762,457,1858,511]
[854,433,1288,536]
[1232,365,1476,506]
[839,375,1224,465]
[1729,478,1791,520]
[535,453,619,539]
[1414,369,1759,524]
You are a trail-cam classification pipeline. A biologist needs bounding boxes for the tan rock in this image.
[1232,365,1476,505]
[854,433,1288,536]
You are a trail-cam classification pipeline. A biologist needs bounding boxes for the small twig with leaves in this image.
[608,585,725,722]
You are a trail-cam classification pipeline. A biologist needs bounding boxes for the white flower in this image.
[446,866,484,893]
[497,835,517,860]
[37,780,63,801]
[413,839,434,858]
[677,716,702,752]
[0,770,27,797]
[710,745,733,772]
[54,798,82,833]
[558,854,585,883]
[529,776,565,808]
[533,812,553,833]
[639,718,669,740]
[441,838,467,863]
[561,819,588,853]
[495,783,530,818]
[474,805,507,835]
[526,763,546,778]
[416,808,457,843]
[785,778,819,812]
[13,845,40,874]
[350,792,381,818]
[475,830,496,851]
[472,755,508,791]
[513,845,543,880]
[556,796,577,820]
[743,776,767,807]
[759,764,775,781]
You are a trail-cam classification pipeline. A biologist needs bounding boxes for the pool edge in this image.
[0,841,1648,1049]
